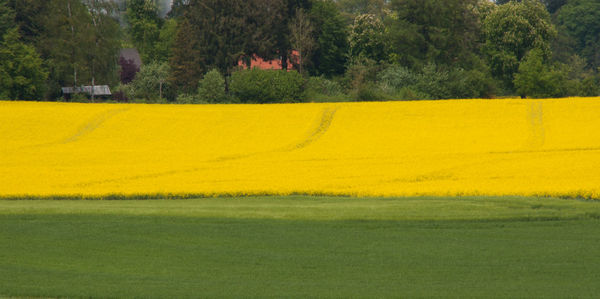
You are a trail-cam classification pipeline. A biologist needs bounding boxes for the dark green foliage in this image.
[387,0,481,69]
[356,83,385,101]
[0,28,47,100]
[197,69,227,103]
[378,65,419,93]
[0,0,14,40]
[543,0,568,13]
[375,64,495,100]
[7,0,50,44]
[170,0,285,92]
[229,69,304,103]
[126,0,162,63]
[305,76,343,96]
[336,0,387,23]
[167,0,188,19]
[555,0,600,70]
[309,0,349,76]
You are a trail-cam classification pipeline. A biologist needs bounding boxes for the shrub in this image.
[355,83,386,101]
[198,69,227,103]
[377,65,419,94]
[305,76,343,96]
[229,69,304,103]
[176,93,201,104]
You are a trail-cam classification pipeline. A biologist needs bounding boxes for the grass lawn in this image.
[1,196,600,298]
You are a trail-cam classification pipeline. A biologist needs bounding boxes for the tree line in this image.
[1,0,599,102]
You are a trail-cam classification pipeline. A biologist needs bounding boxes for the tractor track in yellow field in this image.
[61,107,339,189]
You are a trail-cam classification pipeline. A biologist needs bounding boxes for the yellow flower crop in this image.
[1,98,599,199]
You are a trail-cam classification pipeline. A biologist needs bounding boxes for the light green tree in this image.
[482,0,556,90]
[130,61,169,102]
[513,49,566,98]
[348,14,386,62]
[0,28,48,100]
[197,69,226,103]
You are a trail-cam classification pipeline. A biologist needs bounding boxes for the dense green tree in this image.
[167,0,189,19]
[543,0,568,13]
[336,0,387,23]
[495,0,567,14]
[0,28,47,100]
[127,0,162,63]
[349,14,386,62]
[154,18,176,63]
[130,61,169,101]
[170,0,286,92]
[170,17,201,93]
[386,0,481,68]
[7,0,50,44]
[309,0,349,76]
[483,0,556,90]
[555,0,600,70]
[0,0,15,40]
[197,69,227,103]
[513,48,566,98]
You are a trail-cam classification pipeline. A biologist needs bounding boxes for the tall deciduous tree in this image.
[348,14,386,62]
[482,0,556,89]
[127,0,162,63]
[289,8,314,74]
[41,0,92,93]
[275,0,311,70]
[309,0,349,76]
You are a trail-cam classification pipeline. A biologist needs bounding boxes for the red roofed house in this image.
[237,50,300,70]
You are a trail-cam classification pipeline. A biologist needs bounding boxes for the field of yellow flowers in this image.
[1,98,599,199]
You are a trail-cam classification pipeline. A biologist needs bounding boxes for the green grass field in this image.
[2,196,600,298]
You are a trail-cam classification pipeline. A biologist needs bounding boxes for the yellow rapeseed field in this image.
[1,98,599,199]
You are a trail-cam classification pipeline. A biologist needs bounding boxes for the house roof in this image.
[62,85,112,96]
[237,50,299,70]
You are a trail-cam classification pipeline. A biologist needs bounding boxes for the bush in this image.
[377,65,419,94]
[198,69,227,103]
[355,83,386,101]
[229,69,305,103]
[376,63,496,100]
[305,76,343,95]
[176,93,202,104]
